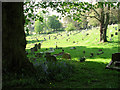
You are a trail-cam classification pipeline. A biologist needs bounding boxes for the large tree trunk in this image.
[100,3,110,42]
[2,2,35,74]
[100,4,105,42]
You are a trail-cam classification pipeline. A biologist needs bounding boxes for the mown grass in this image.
[3,24,120,88]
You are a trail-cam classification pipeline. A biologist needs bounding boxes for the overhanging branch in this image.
[80,13,101,22]
[91,7,100,18]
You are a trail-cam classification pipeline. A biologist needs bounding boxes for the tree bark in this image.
[99,3,109,42]
[2,2,35,74]
[100,4,105,42]
[103,3,110,42]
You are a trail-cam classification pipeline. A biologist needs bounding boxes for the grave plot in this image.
[106,53,120,71]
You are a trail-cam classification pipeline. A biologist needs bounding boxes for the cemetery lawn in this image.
[25,24,120,88]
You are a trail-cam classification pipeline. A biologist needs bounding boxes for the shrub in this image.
[65,23,76,31]
[35,59,74,82]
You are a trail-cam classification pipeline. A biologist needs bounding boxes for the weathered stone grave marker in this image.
[25,51,28,55]
[44,38,46,41]
[83,51,85,54]
[70,47,76,50]
[86,33,89,36]
[49,35,50,40]
[111,34,113,37]
[56,45,58,49]
[73,41,75,43]
[90,53,94,57]
[45,52,57,62]
[31,48,35,54]
[99,49,102,52]
[49,47,54,51]
[80,56,86,62]
[62,53,71,60]
[115,32,118,35]
[34,44,38,51]
[35,52,43,57]
[38,43,41,49]
[110,37,112,41]
[106,53,120,70]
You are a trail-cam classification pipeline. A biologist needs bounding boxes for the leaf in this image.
[42,10,46,14]
[28,13,32,18]
[111,3,114,7]
[39,17,43,22]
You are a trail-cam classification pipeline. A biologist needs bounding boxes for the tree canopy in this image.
[47,15,62,31]
[24,1,120,42]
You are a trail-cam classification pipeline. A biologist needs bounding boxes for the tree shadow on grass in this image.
[27,39,45,44]
[38,45,118,60]
[107,41,119,44]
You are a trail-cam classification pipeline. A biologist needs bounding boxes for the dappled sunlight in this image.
[86,58,111,64]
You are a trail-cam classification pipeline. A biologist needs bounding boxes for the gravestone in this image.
[83,51,85,54]
[80,57,86,62]
[49,47,53,51]
[41,40,43,43]
[49,36,50,40]
[112,53,120,62]
[97,53,100,55]
[45,52,57,62]
[90,53,94,57]
[36,38,39,42]
[44,38,46,41]
[86,33,89,36]
[99,49,102,51]
[34,44,38,51]
[36,53,43,57]
[54,36,57,39]
[31,48,35,54]
[110,37,112,41]
[115,32,118,35]
[100,51,104,54]
[106,53,120,70]
[62,53,71,60]
[70,47,76,50]
[38,43,41,49]
[25,51,28,55]
[56,45,58,49]
[111,34,113,37]
[73,41,75,43]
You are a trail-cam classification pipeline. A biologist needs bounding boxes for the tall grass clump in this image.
[34,59,75,82]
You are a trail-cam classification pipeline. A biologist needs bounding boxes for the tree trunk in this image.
[2,2,35,74]
[100,4,105,42]
[99,3,109,42]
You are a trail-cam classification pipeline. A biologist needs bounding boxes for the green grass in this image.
[26,24,120,88]
[3,24,120,88]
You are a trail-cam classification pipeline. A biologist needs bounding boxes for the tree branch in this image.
[80,13,101,22]
[91,7,100,18]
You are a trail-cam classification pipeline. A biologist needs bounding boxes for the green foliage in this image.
[3,25,120,88]
[65,23,76,31]
[34,60,74,82]
[34,20,44,34]
[47,15,62,30]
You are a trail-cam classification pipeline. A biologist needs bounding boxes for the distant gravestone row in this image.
[30,43,41,54]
